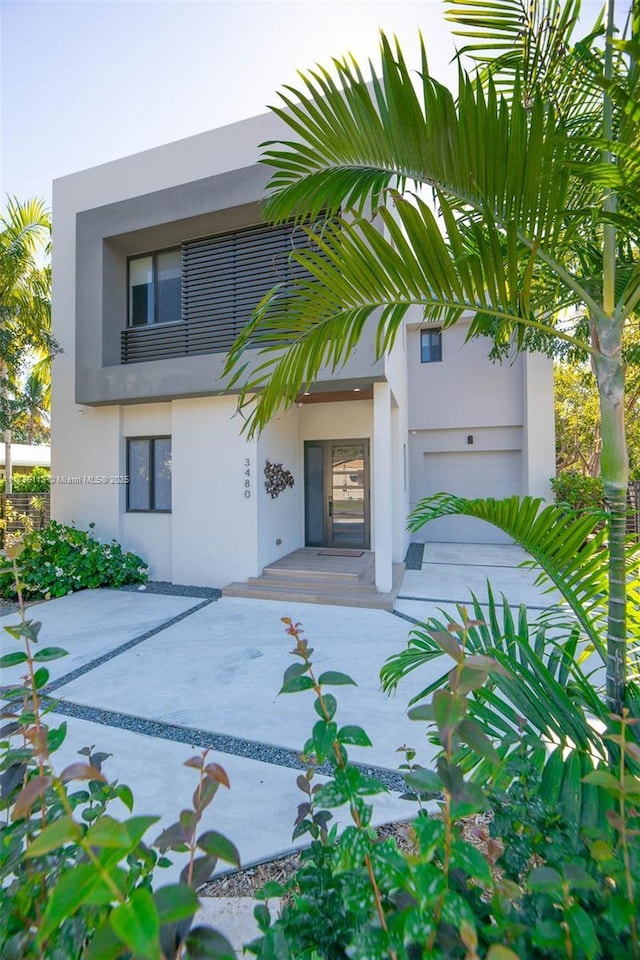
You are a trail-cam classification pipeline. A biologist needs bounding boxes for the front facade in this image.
[51,112,555,593]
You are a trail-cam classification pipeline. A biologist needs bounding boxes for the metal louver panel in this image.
[121,220,319,364]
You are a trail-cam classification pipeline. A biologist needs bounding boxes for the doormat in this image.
[318,549,365,557]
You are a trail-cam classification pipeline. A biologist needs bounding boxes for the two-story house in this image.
[51,111,555,599]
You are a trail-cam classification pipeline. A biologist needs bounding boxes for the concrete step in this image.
[262,554,375,583]
[222,563,405,613]
[247,573,376,592]
[222,580,396,611]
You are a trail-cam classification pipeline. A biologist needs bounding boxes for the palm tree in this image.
[225,0,640,714]
[19,369,50,445]
[0,197,52,491]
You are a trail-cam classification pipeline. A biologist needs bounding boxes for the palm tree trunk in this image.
[593,332,628,715]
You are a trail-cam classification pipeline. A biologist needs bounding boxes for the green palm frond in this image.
[263,33,573,250]
[224,197,593,434]
[381,587,614,831]
[407,493,640,664]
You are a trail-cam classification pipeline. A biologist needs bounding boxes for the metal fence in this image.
[628,481,640,537]
[0,493,50,547]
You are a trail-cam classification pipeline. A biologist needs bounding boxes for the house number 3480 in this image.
[244,458,251,498]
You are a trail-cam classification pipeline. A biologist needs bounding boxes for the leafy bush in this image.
[0,467,50,493]
[249,617,640,960]
[0,520,148,599]
[0,543,239,959]
[550,469,605,513]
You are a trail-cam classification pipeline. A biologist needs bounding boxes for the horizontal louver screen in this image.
[121,220,320,364]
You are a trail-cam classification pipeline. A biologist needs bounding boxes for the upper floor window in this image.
[421,328,442,363]
[128,249,182,327]
[126,436,172,512]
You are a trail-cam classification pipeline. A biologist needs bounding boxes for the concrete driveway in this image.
[0,543,555,880]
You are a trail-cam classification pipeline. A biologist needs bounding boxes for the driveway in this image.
[0,543,554,879]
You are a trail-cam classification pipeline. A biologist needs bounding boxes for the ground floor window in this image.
[126,437,172,512]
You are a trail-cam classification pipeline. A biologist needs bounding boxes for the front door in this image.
[304,440,370,549]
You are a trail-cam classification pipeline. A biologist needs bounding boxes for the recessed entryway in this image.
[304,439,370,549]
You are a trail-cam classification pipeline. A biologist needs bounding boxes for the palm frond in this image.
[407,493,640,662]
[381,587,614,831]
[223,197,593,435]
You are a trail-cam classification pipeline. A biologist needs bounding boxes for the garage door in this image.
[419,450,521,543]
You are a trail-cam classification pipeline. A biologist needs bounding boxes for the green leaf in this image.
[110,888,160,959]
[566,904,598,960]
[197,830,241,867]
[25,815,81,858]
[38,864,103,942]
[430,629,463,663]
[450,839,493,886]
[528,866,563,893]
[337,725,372,747]
[279,674,314,694]
[82,919,126,960]
[432,689,466,739]
[457,718,499,764]
[116,783,134,812]
[404,768,442,794]
[33,647,68,662]
[582,769,621,795]
[407,703,434,721]
[185,926,236,959]
[312,719,338,763]
[0,650,28,667]
[487,947,521,960]
[86,815,132,849]
[33,667,49,689]
[317,670,357,686]
[314,693,337,719]
[153,883,199,925]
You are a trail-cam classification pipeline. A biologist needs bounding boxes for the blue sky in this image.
[1,0,455,206]
[0,0,623,208]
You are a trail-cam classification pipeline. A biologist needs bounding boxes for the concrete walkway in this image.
[0,543,556,951]
[395,542,559,623]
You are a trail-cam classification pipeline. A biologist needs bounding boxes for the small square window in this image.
[126,437,172,512]
[421,328,442,363]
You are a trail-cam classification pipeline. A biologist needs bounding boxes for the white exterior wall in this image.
[406,315,555,543]
[171,397,258,586]
[256,409,302,571]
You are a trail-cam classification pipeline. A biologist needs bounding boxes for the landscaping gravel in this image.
[404,542,425,571]
[115,580,221,600]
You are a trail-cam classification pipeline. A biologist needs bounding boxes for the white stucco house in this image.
[51,111,555,597]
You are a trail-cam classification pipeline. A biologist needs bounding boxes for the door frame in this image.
[304,439,371,549]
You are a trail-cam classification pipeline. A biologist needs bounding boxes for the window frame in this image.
[127,247,183,328]
[420,327,443,364]
[126,436,172,513]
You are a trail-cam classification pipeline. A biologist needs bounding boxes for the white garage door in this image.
[420,450,521,543]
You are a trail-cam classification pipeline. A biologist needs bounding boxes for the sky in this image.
[0,0,623,209]
[1,0,455,207]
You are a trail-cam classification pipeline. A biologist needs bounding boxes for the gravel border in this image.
[403,542,425,571]
[115,580,221,600]
[41,698,407,792]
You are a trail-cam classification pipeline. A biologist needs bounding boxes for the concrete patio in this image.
[0,542,558,950]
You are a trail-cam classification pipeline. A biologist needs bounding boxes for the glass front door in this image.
[304,439,370,549]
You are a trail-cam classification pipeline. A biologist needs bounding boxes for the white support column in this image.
[522,352,556,500]
[373,382,393,593]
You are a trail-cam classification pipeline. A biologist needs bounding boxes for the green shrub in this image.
[550,469,605,513]
[0,520,148,599]
[0,467,50,493]
[0,545,239,959]
[248,617,640,960]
